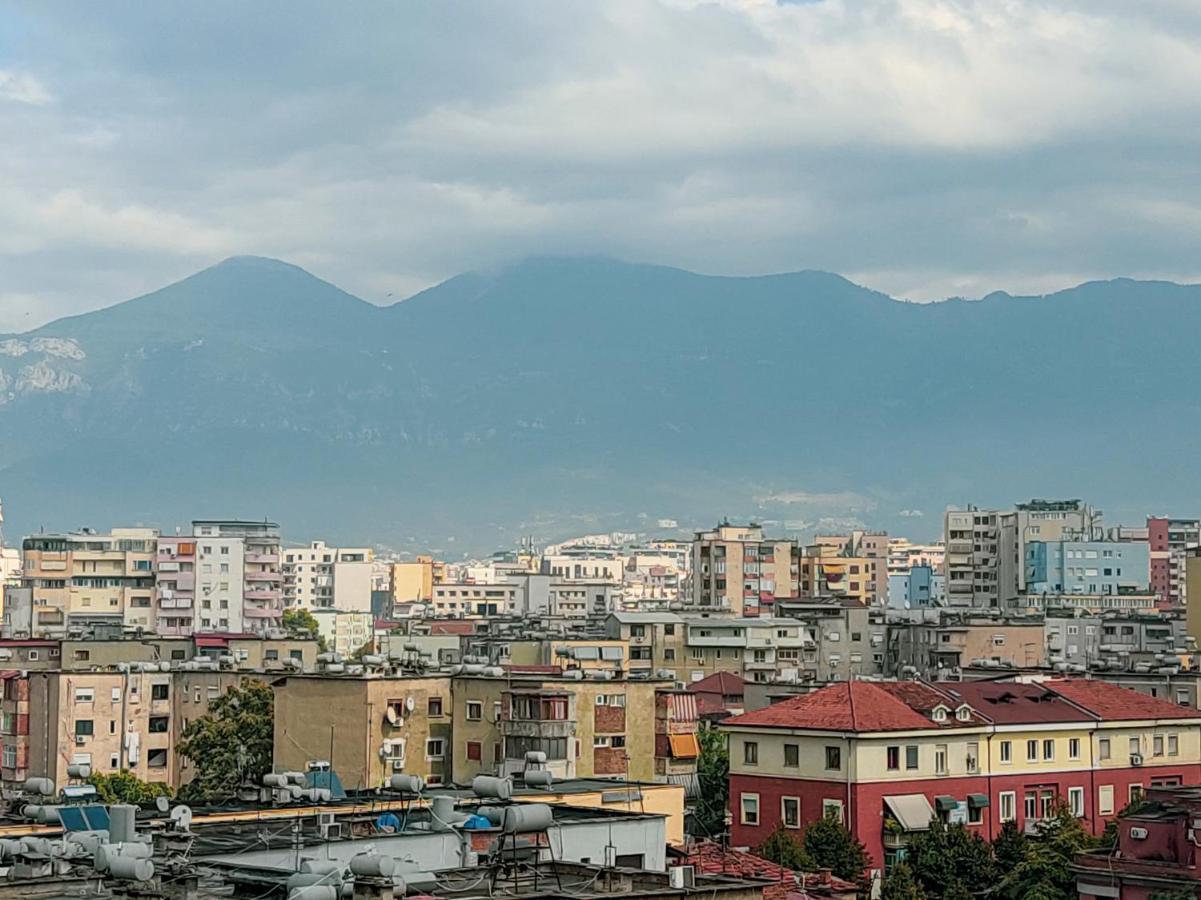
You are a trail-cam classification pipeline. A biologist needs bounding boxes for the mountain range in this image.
[1,255,1198,555]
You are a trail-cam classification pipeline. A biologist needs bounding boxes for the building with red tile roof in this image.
[687,671,746,718]
[677,841,858,900]
[721,677,1201,889]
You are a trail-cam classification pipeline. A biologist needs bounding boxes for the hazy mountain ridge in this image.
[1,256,1198,551]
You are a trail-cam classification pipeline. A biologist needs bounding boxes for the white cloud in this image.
[0,70,52,106]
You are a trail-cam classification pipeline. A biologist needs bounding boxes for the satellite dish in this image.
[405,697,415,712]
[169,805,193,830]
[385,706,399,726]
[155,796,170,813]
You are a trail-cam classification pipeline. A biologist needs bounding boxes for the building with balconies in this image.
[282,540,374,612]
[690,524,796,617]
[155,536,197,636]
[193,520,282,633]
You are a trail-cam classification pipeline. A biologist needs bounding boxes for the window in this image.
[966,742,979,774]
[1099,738,1110,760]
[999,792,1016,823]
[1098,785,1114,815]
[147,749,168,768]
[905,745,919,770]
[466,701,482,721]
[784,744,799,768]
[1068,787,1084,817]
[428,697,444,717]
[1024,791,1037,821]
[1169,734,1179,756]
[74,720,94,737]
[1129,784,1143,803]
[1129,737,1140,758]
[1042,739,1054,761]
[74,688,94,703]
[1026,739,1038,762]
[782,797,800,828]
[740,793,759,825]
[426,738,446,759]
[466,741,482,761]
[825,746,841,770]
[1069,738,1080,760]
[148,716,169,733]
[73,650,91,662]
[935,744,947,775]
[968,803,983,825]
[886,746,900,770]
[151,684,169,701]
[822,799,844,823]
[1000,740,1012,764]
[744,741,759,765]
[1154,735,1164,756]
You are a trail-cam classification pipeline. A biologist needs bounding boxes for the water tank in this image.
[289,872,340,890]
[479,807,504,826]
[0,839,24,859]
[109,855,155,882]
[483,667,506,677]
[67,830,106,853]
[263,773,290,788]
[349,854,396,877]
[430,795,467,831]
[108,805,138,844]
[502,804,554,834]
[462,664,486,675]
[300,860,343,876]
[360,655,385,666]
[389,774,425,794]
[301,788,332,803]
[96,841,152,871]
[316,652,340,664]
[284,771,307,785]
[523,770,554,788]
[290,887,338,900]
[324,663,346,674]
[524,751,547,765]
[472,776,513,801]
[22,777,54,796]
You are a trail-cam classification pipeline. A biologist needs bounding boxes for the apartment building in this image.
[429,582,518,617]
[798,547,876,606]
[691,524,796,616]
[312,609,374,656]
[154,536,197,636]
[722,678,1201,878]
[193,520,283,632]
[282,540,373,611]
[887,565,945,608]
[1149,517,1201,610]
[887,539,945,576]
[604,612,686,678]
[1045,614,1186,671]
[810,532,889,604]
[20,528,157,637]
[887,614,1047,678]
[390,555,446,605]
[1025,539,1150,596]
[943,508,1012,608]
[540,552,623,582]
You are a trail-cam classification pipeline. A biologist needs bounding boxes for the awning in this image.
[968,794,990,808]
[934,796,958,813]
[883,794,936,832]
[668,734,700,759]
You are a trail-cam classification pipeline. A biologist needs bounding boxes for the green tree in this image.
[991,820,1028,871]
[800,813,870,889]
[998,801,1097,900]
[281,608,327,651]
[905,820,995,897]
[177,679,274,802]
[87,770,173,805]
[692,725,729,839]
[755,823,815,871]
[880,863,927,900]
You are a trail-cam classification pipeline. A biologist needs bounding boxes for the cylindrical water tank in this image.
[108,804,138,844]
[524,751,547,765]
[299,860,343,876]
[302,788,332,803]
[503,804,554,834]
[284,771,307,785]
[430,796,460,831]
[97,841,153,871]
[289,886,338,900]
[67,763,92,779]
[523,770,554,788]
[23,777,54,796]
[349,854,395,877]
[0,839,24,858]
[109,855,154,882]
[360,655,385,666]
[480,807,504,826]
[483,667,505,677]
[288,872,339,890]
[389,774,424,794]
[68,831,105,853]
[324,663,345,674]
[263,773,290,788]
[287,784,304,799]
[471,776,512,801]
[33,805,61,825]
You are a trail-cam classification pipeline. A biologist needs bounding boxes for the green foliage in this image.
[997,801,1098,900]
[349,639,376,661]
[991,820,1028,871]
[692,725,729,839]
[177,679,274,803]
[86,770,172,805]
[880,863,927,900]
[905,820,995,898]
[281,607,327,651]
[800,813,870,888]
[755,823,815,871]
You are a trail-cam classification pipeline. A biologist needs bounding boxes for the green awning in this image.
[934,796,958,812]
[967,794,990,808]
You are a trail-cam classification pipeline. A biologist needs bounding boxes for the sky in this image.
[4,0,1201,331]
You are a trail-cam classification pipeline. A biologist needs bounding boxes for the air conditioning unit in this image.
[391,759,406,771]
[75,736,87,746]
[1131,753,1143,766]
[669,867,696,889]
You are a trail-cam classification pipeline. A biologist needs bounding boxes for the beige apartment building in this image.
[283,541,373,612]
[20,529,158,637]
[691,524,796,616]
[390,556,446,606]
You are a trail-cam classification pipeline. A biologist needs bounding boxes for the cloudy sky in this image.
[3,0,1201,331]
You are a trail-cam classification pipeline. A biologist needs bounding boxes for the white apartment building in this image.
[282,541,373,612]
[192,520,283,634]
[193,537,245,632]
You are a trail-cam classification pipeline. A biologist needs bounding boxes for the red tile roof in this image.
[678,842,857,899]
[722,681,950,732]
[687,671,746,696]
[941,681,1094,724]
[428,621,477,636]
[1044,678,1201,720]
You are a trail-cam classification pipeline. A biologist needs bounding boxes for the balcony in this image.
[243,605,282,618]
[245,553,279,565]
[158,597,194,610]
[245,589,282,601]
[246,570,280,583]
[499,718,575,740]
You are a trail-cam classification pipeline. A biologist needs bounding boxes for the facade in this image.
[723,678,1201,881]
[193,520,283,632]
[691,524,796,617]
[1025,539,1150,596]
[312,609,375,656]
[429,582,518,617]
[887,565,945,608]
[390,555,446,605]
[887,615,1047,678]
[1150,516,1201,610]
[887,539,945,576]
[282,540,373,611]
[943,508,1011,608]
[155,536,197,636]
[604,612,686,679]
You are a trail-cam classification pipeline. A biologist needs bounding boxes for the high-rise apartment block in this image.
[282,540,373,611]
[192,520,282,633]
[1149,517,1201,609]
[690,524,796,616]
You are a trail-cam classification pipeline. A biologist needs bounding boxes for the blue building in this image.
[1025,540,1150,595]
[887,565,945,607]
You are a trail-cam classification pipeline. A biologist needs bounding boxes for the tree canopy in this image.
[692,726,729,839]
[281,607,327,651]
[905,820,996,898]
[87,770,172,805]
[177,679,274,802]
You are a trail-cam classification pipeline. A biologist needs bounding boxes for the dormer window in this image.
[931,705,949,722]
[956,705,972,722]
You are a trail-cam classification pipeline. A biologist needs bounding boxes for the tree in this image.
[282,608,327,651]
[177,679,274,802]
[991,820,1028,871]
[692,725,729,839]
[998,801,1097,900]
[881,863,927,900]
[905,820,995,897]
[755,823,815,871]
[800,813,870,888]
[87,770,172,805]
